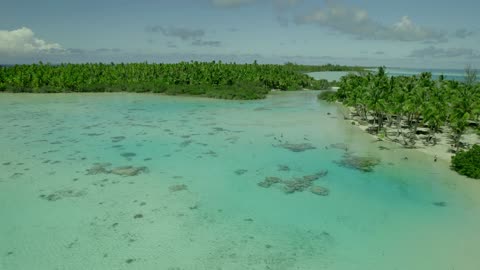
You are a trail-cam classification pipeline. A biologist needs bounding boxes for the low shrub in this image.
[451,144,480,179]
[317,90,337,102]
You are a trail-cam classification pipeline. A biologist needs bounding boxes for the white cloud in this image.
[0,27,63,55]
[296,2,446,42]
[391,16,445,42]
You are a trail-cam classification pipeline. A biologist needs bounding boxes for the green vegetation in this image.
[326,66,479,177]
[330,67,479,148]
[317,90,337,101]
[451,145,480,179]
[0,62,350,100]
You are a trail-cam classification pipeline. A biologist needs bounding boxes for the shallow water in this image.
[1,92,479,270]
[307,71,351,81]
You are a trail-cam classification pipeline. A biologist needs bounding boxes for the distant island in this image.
[0,62,363,100]
[319,67,480,179]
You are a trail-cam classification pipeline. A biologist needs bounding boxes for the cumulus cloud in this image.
[409,46,480,58]
[0,27,63,55]
[146,26,205,40]
[296,2,446,42]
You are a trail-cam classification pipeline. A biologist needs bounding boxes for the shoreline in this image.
[336,103,479,163]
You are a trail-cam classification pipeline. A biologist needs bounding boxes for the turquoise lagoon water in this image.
[1,91,480,270]
[307,71,351,82]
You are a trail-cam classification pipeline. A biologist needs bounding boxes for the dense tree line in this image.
[324,67,479,148]
[0,62,338,100]
[320,67,479,177]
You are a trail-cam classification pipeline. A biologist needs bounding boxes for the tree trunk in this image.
[396,114,402,137]
[427,128,437,146]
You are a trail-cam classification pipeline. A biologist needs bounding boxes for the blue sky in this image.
[0,0,479,68]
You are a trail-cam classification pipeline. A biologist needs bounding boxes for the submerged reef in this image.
[86,163,112,175]
[179,140,193,147]
[258,177,282,188]
[275,142,316,152]
[310,186,330,196]
[335,153,380,172]
[329,143,349,151]
[433,201,447,207]
[111,136,126,143]
[329,142,381,172]
[39,189,87,201]
[85,163,148,177]
[283,178,312,194]
[234,169,248,175]
[120,152,136,160]
[203,150,218,157]
[303,170,328,181]
[169,184,188,192]
[111,166,148,176]
[258,170,329,195]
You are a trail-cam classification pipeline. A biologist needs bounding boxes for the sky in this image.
[0,0,479,68]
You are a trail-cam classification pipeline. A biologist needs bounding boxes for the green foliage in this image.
[331,67,479,177]
[0,62,361,100]
[309,79,332,90]
[333,67,479,135]
[317,90,337,102]
[451,145,480,179]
